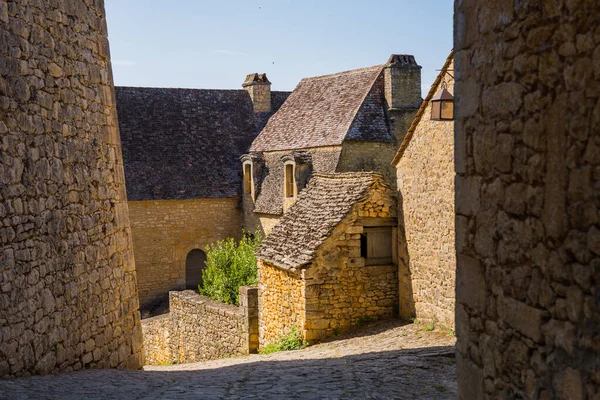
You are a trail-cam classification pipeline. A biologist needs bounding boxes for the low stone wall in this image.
[142,287,258,365]
[141,315,170,366]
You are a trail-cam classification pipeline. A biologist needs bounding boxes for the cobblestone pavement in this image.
[0,319,457,399]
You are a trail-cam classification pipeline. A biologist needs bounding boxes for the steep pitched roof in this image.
[256,172,386,270]
[250,66,392,152]
[391,50,454,165]
[116,87,290,200]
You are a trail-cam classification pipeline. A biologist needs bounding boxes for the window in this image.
[243,163,252,195]
[285,163,294,198]
[360,227,393,265]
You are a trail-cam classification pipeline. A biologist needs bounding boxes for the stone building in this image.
[256,173,398,344]
[0,0,143,377]
[454,0,599,398]
[242,56,422,234]
[392,51,456,329]
[115,80,289,309]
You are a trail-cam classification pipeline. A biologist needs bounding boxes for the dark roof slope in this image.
[116,87,290,200]
[391,50,454,165]
[256,172,385,270]
[250,66,389,152]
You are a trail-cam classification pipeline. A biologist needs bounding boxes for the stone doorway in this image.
[185,249,207,290]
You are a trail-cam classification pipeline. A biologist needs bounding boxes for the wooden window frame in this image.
[243,162,252,195]
[360,226,394,266]
[284,163,295,198]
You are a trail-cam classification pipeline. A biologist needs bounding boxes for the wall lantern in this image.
[431,82,454,121]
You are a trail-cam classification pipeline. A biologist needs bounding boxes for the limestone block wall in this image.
[337,142,399,191]
[396,61,455,329]
[455,1,599,398]
[168,288,258,363]
[258,260,305,347]
[127,198,241,307]
[0,0,143,377]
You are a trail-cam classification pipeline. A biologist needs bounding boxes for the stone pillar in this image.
[0,0,144,377]
[242,73,271,113]
[239,286,259,353]
[454,0,599,398]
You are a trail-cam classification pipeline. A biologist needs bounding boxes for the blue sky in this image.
[105,1,453,94]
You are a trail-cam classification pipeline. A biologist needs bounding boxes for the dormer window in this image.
[243,162,253,195]
[285,163,295,198]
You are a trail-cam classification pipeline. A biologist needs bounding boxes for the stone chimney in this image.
[383,54,422,110]
[243,73,271,113]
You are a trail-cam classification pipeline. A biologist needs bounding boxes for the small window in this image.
[244,163,252,194]
[361,227,392,265]
[285,164,294,198]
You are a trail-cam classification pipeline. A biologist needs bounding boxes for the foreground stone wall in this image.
[396,59,455,329]
[455,1,599,398]
[0,0,144,377]
[127,198,241,307]
[141,288,258,365]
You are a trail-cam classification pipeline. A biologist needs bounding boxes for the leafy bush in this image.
[260,326,308,354]
[199,231,261,305]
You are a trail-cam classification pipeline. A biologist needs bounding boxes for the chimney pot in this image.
[243,73,271,112]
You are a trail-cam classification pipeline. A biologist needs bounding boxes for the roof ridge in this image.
[115,86,291,93]
[299,65,384,82]
[391,50,454,166]
[312,171,382,179]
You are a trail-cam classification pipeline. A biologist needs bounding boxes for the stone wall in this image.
[0,0,144,377]
[142,288,258,365]
[258,261,305,347]
[127,198,241,307]
[455,1,599,398]
[140,314,169,366]
[337,142,399,191]
[395,60,455,329]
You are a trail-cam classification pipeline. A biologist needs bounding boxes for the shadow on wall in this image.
[0,347,457,399]
[396,191,416,320]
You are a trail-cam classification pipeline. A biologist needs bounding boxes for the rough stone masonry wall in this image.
[338,142,399,191]
[140,314,169,366]
[166,289,258,363]
[303,185,398,341]
[396,61,455,329]
[258,260,305,347]
[128,198,241,308]
[455,1,599,399]
[0,0,144,377]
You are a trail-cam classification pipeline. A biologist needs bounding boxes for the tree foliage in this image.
[199,231,261,305]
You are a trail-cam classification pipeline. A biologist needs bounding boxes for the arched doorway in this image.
[185,249,206,290]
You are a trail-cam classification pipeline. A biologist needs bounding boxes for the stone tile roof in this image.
[391,50,454,165]
[116,87,290,200]
[256,172,387,270]
[250,66,393,152]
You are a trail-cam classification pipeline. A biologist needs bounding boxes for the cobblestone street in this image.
[0,320,457,399]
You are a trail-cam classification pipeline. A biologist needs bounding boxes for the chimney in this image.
[242,73,271,113]
[384,54,422,110]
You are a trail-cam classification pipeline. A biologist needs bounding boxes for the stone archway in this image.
[185,249,207,290]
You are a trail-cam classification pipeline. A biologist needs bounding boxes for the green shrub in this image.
[199,231,261,305]
[260,326,308,354]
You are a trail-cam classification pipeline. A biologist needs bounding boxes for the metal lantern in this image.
[431,82,454,121]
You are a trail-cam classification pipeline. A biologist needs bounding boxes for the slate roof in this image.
[116,87,290,200]
[250,66,393,152]
[256,172,386,270]
[391,50,454,165]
